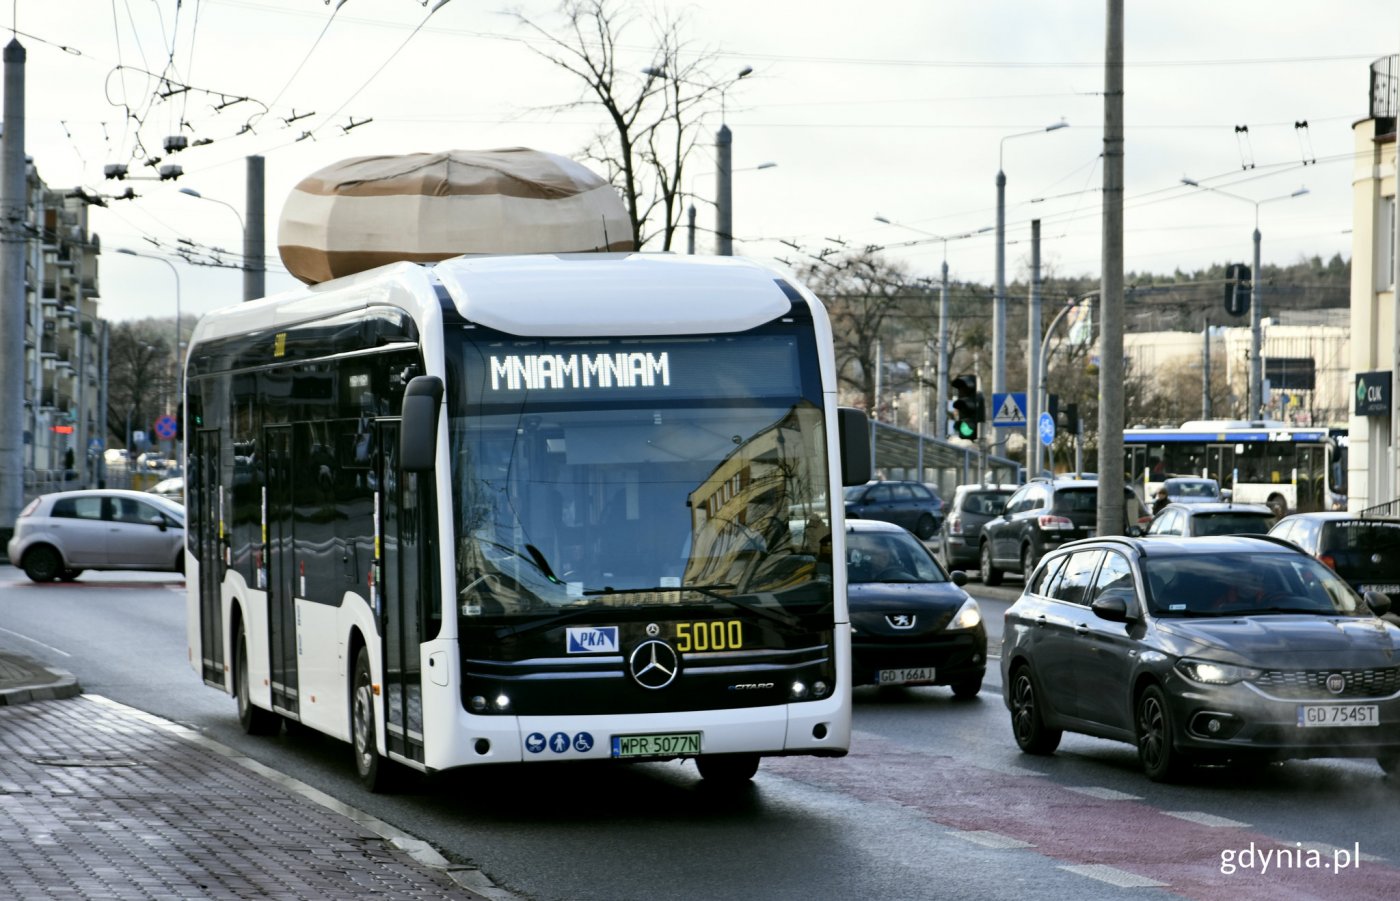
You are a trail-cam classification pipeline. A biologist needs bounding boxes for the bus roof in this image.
[189,253,808,345]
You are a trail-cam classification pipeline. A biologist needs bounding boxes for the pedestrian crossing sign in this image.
[991,392,1027,428]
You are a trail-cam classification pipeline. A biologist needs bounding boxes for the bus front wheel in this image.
[352,646,391,792]
[237,623,281,736]
[695,753,760,785]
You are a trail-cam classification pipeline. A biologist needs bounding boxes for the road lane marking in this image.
[0,627,72,657]
[1058,864,1167,888]
[1163,810,1250,828]
[1064,786,1142,801]
[947,830,1034,849]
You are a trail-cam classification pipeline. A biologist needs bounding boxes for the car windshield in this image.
[1143,552,1363,617]
[965,491,1011,514]
[846,531,946,584]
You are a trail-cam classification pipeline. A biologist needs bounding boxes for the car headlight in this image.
[949,598,981,630]
[1175,658,1262,685]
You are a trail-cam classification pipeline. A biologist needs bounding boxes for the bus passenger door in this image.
[1296,445,1323,513]
[377,421,426,764]
[192,429,225,686]
[264,425,299,715]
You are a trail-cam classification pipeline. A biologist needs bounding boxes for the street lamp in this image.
[647,65,753,255]
[872,216,993,439]
[688,162,777,253]
[1180,178,1309,418]
[994,121,1068,445]
[116,249,183,436]
[177,185,263,301]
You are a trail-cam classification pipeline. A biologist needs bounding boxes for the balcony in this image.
[1371,55,1397,130]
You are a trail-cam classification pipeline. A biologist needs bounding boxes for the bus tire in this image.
[237,623,281,736]
[352,645,392,792]
[695,753,760,785]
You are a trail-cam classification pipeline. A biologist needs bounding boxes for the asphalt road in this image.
[2,568,1398,901]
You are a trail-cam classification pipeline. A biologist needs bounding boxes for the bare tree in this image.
[512,0,738,250]
[107,321,175,450]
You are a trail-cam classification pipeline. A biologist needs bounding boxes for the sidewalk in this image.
[0,651,509,900]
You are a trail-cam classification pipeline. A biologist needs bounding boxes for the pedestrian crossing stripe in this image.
[995,394,1024,423]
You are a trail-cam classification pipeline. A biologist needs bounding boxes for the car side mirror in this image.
[1091,592,1132,623]
[1364,590,1392,617]
[950,570,969,587]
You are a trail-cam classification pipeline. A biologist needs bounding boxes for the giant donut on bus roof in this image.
[277,147,635,285]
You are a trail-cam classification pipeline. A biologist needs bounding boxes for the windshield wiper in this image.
[585,583,802,629]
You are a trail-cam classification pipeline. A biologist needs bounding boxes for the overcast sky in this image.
[7,0,1396,323]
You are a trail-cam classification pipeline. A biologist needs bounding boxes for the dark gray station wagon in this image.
[1001,535,1400,782]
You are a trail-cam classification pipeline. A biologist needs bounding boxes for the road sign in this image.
[88,437,103,451]
[1038,412,1056,446]
[990,392,1027,428]
[154,414,178,441]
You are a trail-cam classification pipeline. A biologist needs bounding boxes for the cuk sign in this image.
[1355,371,1391,416]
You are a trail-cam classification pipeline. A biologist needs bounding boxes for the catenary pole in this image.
[1098,0,1126,537]
[1,39,27,530]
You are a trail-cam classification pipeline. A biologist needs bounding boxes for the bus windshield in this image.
[446,327,832,622]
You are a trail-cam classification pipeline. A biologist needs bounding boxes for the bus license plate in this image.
[877,667,935,685]
[611,732,702,758]
[1297,704,1379,728]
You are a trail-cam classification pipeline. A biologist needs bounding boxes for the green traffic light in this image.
[955,420,976,440]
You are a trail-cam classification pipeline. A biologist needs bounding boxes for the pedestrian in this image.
[1152,487,1170,515]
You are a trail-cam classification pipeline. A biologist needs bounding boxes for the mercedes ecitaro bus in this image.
[183,252,870,790]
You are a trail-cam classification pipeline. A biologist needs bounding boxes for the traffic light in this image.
[1224,263,1251,317]
[1045,393,1059,427]
[1059,402,1080,436]
[950,374,980,440]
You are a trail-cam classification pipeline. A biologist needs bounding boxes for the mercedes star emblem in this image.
[629,639,680,689]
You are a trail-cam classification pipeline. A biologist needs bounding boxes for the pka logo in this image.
[567,626,619,654]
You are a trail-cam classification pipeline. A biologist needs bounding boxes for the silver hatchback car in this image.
[7,489,186,582]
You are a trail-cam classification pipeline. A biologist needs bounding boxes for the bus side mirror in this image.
[400,376,443,473]
[838,407,872,487]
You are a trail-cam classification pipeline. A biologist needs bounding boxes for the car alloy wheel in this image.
[915,514,936,540]
[1009,667,1060,754]
[980,542,1003,587]
[1137,684,1187,782]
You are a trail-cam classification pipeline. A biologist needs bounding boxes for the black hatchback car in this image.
[847,520,986,698]
[844,480,944,540]
[980,477,1149,585]
[1001,535,1400,782]
[1269,512,1400,604]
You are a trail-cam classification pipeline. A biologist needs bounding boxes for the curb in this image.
[86,695,520,901]
[0,659,82,707]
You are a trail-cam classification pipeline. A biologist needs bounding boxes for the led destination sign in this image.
[490,352,670,391]
[466,335,811,403]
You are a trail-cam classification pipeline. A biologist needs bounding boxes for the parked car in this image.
[979,477,1150,585]
[846,519,986,698]
[6,489,186,582]
[1144,501,1276,537]
[937,483,1017,569]
[844,480,944,540]
[148,476,185,502]
[1001,534,1400,782]
[1159,476,1222,504]
[1269,512,1400,605]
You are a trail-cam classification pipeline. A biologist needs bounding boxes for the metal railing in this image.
[870,420,1020,498]
[1359,497,1400,518]
[1371,55,1397,121]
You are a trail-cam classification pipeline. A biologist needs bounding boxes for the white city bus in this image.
[1123,420,1347,518]
[183,253,869,789]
